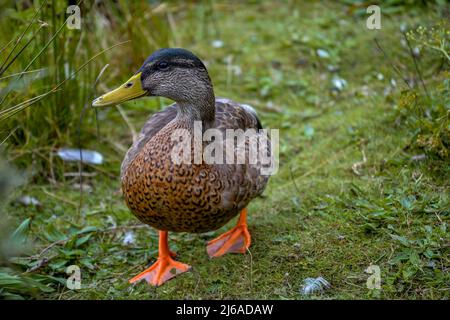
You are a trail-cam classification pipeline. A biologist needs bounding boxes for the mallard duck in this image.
[92,48,270,286]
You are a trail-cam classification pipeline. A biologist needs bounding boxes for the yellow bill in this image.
[92,72,146,107]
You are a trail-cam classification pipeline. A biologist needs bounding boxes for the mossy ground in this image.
[2,1,448,299]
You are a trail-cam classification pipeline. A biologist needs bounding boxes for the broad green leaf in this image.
[75,234,92,247]
[10,217,31,244]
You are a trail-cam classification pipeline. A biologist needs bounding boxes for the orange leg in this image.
[129,231,191,286]
[207,208,251,258]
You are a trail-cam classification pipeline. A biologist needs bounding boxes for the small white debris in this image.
[211,40,224,48]
[411,154,426,162]
[232,65,242,76]
[301,35,310,43]
[303,125,315,138]
[301,277,331,295]
[360,85,371,97]
[64,63,70,79]
[384,86,393,97]
[106,215,117,228]
[316,49,330,59]
[72,183,93,193]
[123,231,135,245]
[413,47,420,57]
[376,73,384,81]
[331,76,347,92]
[264,101,282,113]
[17,195,40,207]
[57,148,103,165]
[390,78,397,87]
[400,24,407,33]
[327,64,339,72]
[223,55,232,64]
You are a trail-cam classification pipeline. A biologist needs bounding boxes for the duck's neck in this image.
[174,83,215,131]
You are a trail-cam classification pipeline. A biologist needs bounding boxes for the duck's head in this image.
[92,48,213,108]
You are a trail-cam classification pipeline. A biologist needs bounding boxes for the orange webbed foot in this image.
[129,255,191,286]
[207,208,251,258]
[129,231,190,286]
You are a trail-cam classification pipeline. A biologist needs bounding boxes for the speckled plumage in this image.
[121,98,269,233]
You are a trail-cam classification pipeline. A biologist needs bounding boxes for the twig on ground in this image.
[42,188,78,207]
[402,31,430,99]
[289,165,302,195]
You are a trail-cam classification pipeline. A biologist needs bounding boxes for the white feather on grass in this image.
[122,231,135,245]
[301,277,331,295]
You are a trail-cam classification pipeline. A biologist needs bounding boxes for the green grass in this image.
[1,1,448,299]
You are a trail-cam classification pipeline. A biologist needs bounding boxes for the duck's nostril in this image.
[125,82,133,88]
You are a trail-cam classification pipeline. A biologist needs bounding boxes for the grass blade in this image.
[0,69,45,82]
[0,17,69,106]
[0,41,130,122]
[0,0,48,76]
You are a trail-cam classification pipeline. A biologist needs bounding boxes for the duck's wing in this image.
[214,98,271,211]
[121,104,177,176]
[215,98,262,131]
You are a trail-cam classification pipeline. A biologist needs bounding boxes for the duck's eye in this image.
[157,61,169,70]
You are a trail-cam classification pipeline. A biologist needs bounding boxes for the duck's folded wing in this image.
[214,98,271,211]
[215,97,262,131]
